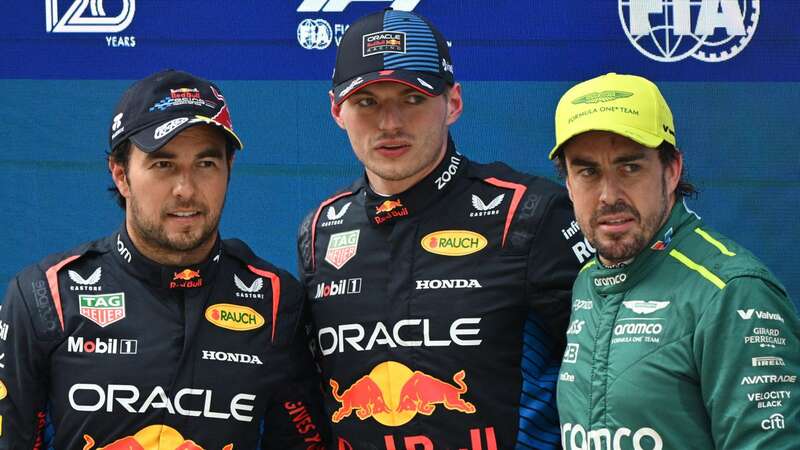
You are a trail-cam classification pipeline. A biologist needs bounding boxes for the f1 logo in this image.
[297,0,420,12]
[46,0,136,33]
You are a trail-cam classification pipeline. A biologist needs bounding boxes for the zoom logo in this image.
[46,0,136,33]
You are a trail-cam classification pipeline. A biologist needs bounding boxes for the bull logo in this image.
[329,361,476,427]
[46,0,136,33]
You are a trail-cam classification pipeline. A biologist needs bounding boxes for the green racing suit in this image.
[557,200,799,449]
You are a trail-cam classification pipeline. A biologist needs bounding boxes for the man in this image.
[551,73,799,449]
[0,70,326,449]
[297,10,588,449]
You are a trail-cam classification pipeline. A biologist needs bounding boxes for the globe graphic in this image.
[619,0,758,63]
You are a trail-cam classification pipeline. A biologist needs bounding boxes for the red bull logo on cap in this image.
[82,424,233,450]
[329,361,476,427]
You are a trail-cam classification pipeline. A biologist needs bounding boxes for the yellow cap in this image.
[549,73,675,159]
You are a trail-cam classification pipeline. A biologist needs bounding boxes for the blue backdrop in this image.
[1,0,798,308]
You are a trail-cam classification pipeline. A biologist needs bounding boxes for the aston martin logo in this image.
[622,300,670,315]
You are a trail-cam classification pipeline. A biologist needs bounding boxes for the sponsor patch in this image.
[79,293,125,328]
[373,199,409,224]
[234,274,265,299]
[314,278,362,299]
[753,356,785,367]
[170,269,203,289]
[622,300,670,315]
[415,279,482,290]
[559,372,575,383]
[563,343,579,363]
[325,230,360,269]
[202,350,263,365]
[572,90,633,104]
[154,117,189,139]
[67,336,138,355]
[321,202,352,227]
[68,267,102,291]
[470,194,504,217]
[362,31,406,57]
[205,304,264,331]
[0,380,6,400]
[737,309,784,322]
[421,230,487,256]
[761,413,785,431]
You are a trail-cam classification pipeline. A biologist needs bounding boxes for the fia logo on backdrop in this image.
[297,0,421,50]
[619,0,759,62]
[45,0,136,47]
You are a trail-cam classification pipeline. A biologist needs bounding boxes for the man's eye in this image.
[407,94,426,104]
[355,97,376,107]
[579,167,597,177]
[152,161,172,169]
[198,160,218,168]
[623,164,640,173]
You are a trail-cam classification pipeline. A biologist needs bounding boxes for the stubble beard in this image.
[585,175,671,265]
[128,195,220,255]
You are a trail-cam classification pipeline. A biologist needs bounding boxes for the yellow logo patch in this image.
[205,304,264,331]
[421,230,488,256]
[0,380,6,400]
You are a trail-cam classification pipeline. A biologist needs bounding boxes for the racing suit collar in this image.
[586,199,701,295]
[113,225,223,290]
[363,135,467,226]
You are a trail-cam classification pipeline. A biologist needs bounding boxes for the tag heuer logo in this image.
[79,293,125,327]
[622,300,670,315]
[325,230,360,269]
[572,90,633,104]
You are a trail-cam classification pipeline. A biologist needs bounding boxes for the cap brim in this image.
[548,124,665,160]
[130,115,244,153]
[333,70,446,105]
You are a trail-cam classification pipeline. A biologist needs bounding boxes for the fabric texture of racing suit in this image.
[0,227,328,449]
[298,137,589,449]
[557,200,800,449]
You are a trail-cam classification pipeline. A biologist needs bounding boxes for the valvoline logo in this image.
[205,304,264,331]
[421,230,487,256]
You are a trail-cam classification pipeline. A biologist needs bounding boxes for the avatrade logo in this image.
[619,0,759,63]
[46,0,135,33]
[68,267,102,291]
[67,336,137,354]
[470,194,504,217]
[741,374,796,385]
[234,274,265,299]
[314,278,362,299]
[622,300,670,315]
[320,202,351,227]
[297,0,420,12]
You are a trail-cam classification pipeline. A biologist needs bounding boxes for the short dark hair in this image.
[552,140,698,199]
[107,135,236,210]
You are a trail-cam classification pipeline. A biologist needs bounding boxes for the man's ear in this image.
[109,159,131,198]
[330,91,346,130]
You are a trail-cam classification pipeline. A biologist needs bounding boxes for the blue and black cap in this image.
[332,9,455,105]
